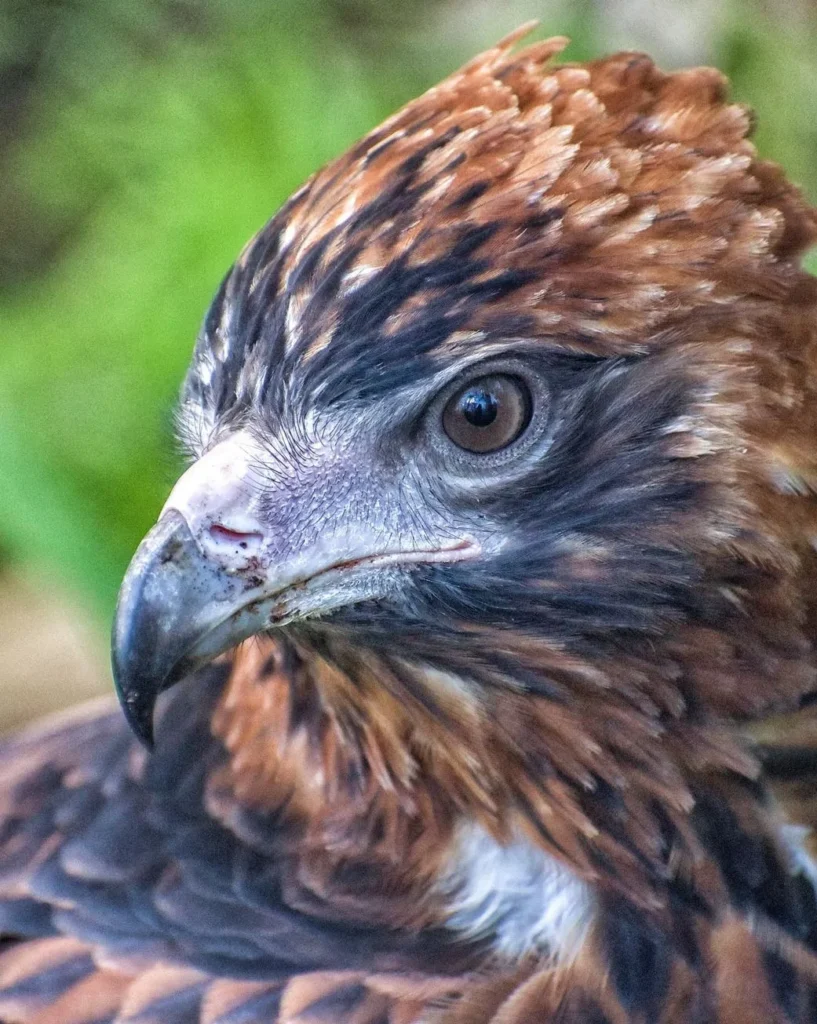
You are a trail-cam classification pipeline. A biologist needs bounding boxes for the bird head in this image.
[112,26,817,824]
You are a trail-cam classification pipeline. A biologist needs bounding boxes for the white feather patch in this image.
[438,820,594,961]
[782,823,817,892]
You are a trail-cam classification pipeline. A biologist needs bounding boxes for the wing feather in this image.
[0,665,477,1023]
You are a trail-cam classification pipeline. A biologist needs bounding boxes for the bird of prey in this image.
[2,25,817,1024]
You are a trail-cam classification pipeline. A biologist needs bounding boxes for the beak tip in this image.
[112,659,156,749]
[121,694,156,750]
[111,644,157,749]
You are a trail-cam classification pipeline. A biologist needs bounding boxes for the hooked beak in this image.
[112,509,232,745]
[111,432,477,747]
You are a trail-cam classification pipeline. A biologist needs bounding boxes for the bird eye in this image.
[442,375,532,454]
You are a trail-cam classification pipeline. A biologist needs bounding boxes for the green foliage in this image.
[717,7,817,202]
[0,0,815,622]
[716,6,817,273]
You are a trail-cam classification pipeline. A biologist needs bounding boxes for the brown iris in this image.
[442,374,531,453]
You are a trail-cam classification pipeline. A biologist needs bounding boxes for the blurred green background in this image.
[1,0,816,727]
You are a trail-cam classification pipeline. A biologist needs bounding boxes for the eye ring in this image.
[442,374,532,454]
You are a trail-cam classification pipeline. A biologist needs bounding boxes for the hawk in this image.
[2,26,817,1024]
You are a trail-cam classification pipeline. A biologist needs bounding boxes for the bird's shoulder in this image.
[3,656,817,1022]
[0,663,480,1024]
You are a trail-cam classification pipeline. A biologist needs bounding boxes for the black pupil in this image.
[461,389,498,428]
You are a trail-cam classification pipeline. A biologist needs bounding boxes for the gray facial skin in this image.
[112,340,561,746]
[112,423,489,744]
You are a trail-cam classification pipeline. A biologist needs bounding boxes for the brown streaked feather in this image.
[27,967,132,1024]
[752,705,817,865]
[5,644,813,1023]
[0,676,482,1022]
[232,33,815,376]
[0,937,97,1021]
[429,913,817,1024]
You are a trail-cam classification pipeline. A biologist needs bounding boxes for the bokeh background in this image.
[1,0,816,729]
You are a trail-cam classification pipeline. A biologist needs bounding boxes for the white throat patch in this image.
[438,820,594,961]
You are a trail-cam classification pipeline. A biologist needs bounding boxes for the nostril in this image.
[208,523,264,553]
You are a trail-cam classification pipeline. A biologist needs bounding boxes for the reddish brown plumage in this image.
[2,26,817,1023]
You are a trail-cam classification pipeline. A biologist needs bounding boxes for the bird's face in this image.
[122,356,548,666]
[113,283,703,745]
[112,32,817,746]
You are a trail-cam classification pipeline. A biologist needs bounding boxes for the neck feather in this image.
[209,630,810,941]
